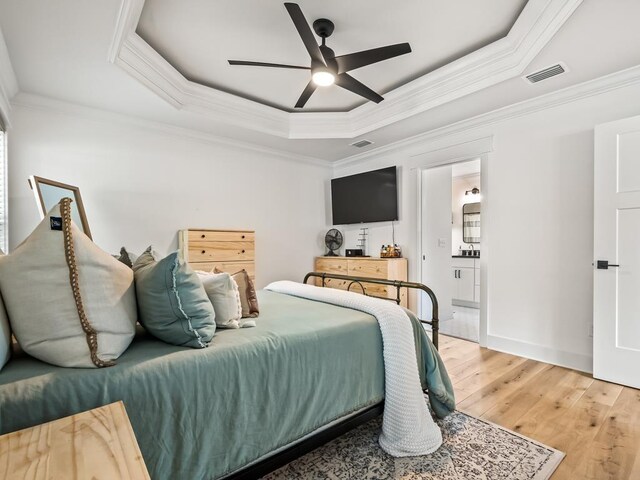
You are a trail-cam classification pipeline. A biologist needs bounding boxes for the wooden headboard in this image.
[178,229,255,281]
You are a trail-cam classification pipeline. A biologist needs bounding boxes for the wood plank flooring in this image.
[439,335,640,480]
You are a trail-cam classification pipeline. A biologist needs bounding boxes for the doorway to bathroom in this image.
[419,158,483,343]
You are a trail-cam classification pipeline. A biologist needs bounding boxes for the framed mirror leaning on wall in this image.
[462,202,480,243]
[28,176,92,239]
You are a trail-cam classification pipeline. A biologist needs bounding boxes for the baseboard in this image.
[486,334,593,374]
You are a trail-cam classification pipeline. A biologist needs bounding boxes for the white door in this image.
[420,166,453,321]
[594,114,640,389]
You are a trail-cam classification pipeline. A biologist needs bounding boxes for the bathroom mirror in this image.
[462,202,480,243]
[28,175,92,239]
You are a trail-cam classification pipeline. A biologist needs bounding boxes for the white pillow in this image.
[197,271,242,329]
[0,291,10,372]
[0,201,137,368]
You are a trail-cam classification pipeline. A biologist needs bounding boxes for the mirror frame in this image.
[462,201,481,244]
[28,175,92,239]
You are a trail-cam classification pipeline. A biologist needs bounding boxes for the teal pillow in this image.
[133,248,215,348]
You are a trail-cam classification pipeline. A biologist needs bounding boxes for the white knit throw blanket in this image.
[265,281,442,457]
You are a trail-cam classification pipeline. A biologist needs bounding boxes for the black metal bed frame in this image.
[225,273,439,479]
[303,271,440,349]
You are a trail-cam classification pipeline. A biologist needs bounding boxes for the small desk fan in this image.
[324,229,343,256]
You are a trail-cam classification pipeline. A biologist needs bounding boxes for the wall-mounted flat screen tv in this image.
[331,166,398,225]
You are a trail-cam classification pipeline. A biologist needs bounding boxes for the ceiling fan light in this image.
[312,70,335,86]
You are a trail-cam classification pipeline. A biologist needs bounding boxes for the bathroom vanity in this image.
[452,255,480,307]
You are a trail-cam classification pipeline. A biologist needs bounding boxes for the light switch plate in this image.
[438,238,446,248]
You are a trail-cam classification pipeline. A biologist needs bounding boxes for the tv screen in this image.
[331,166,398,225]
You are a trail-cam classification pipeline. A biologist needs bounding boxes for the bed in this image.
[0,285,451,479]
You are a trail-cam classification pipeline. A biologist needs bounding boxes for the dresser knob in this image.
[241,250,245,253]
[201,250,206,254]
[241,235,245,239]
[201,234,205,238]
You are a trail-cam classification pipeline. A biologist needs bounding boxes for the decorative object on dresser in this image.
[380,244,402,258]
[314,256,408,307]
[28,175,93,239]
[357,227,369,255]
[324,228,343,256]
[179,229,255,281]
[0,401,151,480]
[345,248,363,257]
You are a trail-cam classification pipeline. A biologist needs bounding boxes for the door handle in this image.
[596,260,620,270]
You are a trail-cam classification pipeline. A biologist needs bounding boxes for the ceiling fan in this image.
[228,3,412,109]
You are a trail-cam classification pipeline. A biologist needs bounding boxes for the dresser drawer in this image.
[315,257,348,273]
[347,259,389,279]
[188,241,254,262]
[187,230,254,243]
[319,277,350,291]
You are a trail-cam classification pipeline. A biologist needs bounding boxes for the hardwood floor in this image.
[439,335,640,480]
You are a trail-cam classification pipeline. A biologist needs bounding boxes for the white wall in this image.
[7,104,330,288]
[333,81,640,373]
[452,173,481,255]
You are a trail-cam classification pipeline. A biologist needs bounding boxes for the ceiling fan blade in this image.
[284,3,325,67]
[294,80,317,108]
[335,73,384,104]
[228,60,310,70]
[335,43,412,74]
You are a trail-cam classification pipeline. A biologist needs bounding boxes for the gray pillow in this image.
[114,247,138,268]
[133,248,215,348]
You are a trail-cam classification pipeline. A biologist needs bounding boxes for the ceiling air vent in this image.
[350,139,374,148]
[524,63,566,84]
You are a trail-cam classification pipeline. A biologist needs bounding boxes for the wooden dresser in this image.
[314,256,408,307]
[179,229,255,281]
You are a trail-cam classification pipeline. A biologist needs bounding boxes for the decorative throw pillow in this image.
[133,248,216,347]
[114,246,138,268]
[225,269,259,325]
[197,271,242,329]
[0,200,137,368]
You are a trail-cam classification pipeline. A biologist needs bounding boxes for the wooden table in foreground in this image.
[0,401,150,480]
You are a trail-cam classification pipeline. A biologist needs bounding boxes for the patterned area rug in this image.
[264,409,564,479]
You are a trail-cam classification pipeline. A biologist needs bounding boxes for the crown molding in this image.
[109,0,582,140]
[0,25,19,128]
[10,92,330,168]
[333,64,640,169]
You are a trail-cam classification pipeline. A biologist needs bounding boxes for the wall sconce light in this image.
[465,187,480,196]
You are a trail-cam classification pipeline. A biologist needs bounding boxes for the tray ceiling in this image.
[136,0,527,113]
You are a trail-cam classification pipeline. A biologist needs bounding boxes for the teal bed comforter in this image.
[0,290,454,480]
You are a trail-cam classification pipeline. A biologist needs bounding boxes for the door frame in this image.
[416,153,490,347]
